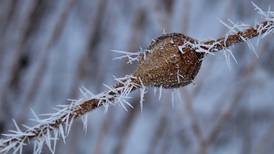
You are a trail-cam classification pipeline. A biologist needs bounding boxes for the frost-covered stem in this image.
[0,76,140,153]
[202,19,274,52]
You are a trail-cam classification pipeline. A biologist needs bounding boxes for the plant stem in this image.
[202,19,273,52]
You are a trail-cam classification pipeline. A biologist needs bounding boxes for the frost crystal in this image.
[139,78,146,112]
[112,50,142,64]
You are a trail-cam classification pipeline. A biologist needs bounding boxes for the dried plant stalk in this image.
[202,20,274,52]
[0,6,273,153]
[0,76,140,153]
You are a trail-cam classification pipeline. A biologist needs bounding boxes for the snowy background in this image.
[0,0,274,153]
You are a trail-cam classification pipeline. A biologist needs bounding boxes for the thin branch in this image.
[201,19,274,52]
[0,76,140,154]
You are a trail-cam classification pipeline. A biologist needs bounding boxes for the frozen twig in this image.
[178,4,274,56]
[0,75,141,154]
[183,17,274,56]
[202,18,273,53]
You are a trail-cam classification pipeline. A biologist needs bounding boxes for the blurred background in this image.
[0,0,274,153]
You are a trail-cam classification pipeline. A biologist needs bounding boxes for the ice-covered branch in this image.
[0,75,140,154]
[177,3,274,55]
[202,3,274,53]
[202,19,273,52]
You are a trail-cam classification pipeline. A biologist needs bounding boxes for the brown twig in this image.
[0,77,140,153]
[202,20,273,52]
